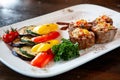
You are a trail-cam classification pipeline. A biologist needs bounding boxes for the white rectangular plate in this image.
[0,4,120,78]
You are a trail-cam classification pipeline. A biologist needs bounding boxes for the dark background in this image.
[0,0,120,80]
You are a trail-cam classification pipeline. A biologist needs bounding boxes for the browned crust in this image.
[92,28,117,43]
[69,31,95,49]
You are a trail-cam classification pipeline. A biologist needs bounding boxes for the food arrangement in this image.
[91,15,117,43]
[1,15,117,68]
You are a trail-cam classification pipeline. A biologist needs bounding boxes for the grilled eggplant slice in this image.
[26,30,40,36]
[21,36,36,45]
[12,47,34,60]
[12,36,35,47]
[18,26,29,35]
[11,37,27,47]
[12,46,38,60]
[18,25,39,37]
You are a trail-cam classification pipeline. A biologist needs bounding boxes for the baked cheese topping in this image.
[92,22,114,31]
[72,28,93,38]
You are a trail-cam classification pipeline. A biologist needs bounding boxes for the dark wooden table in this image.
[0,0,120,80]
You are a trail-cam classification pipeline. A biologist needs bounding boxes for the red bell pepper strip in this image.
[32,31,60,43]
[30,49,54,68]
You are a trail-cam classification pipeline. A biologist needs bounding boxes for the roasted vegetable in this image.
[31,40,59,52]
[26,30,40,36]
[12,37,24,47]
[30,49,54,68]
[32,31,60,43]
[33,23,58,35]
[12,47,35,60]
[21,36,36,45]
[19,48,35,58]
[52,38,79,61]
[12,36,35,47]
[2,28,19,43]
[18,25,39,37]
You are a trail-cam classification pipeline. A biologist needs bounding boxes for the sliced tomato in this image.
[32,31,60,43]
[30,49,54,68]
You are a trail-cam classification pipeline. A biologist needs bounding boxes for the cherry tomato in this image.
[2,28,19,43]
[32,31,60,43]
[14,31,19,38]
[2,34,13,43]
[9,31,19,38]
[30,49,54,68]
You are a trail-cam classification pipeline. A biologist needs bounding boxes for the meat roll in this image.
[91,22,117,43]
[69,28,95,49]
[93,15,113,25]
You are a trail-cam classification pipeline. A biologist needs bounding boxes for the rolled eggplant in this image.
[74,19,92,30]
[91,22,117,43]
[93,15,113,25]
[69,28,95,49]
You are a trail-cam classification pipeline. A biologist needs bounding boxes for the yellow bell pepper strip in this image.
[31,31,60,43]
[31,40,59,52]
[30,49,54,68]
[33,23,58,35]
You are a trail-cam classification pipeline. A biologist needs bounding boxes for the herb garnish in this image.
[52,38,79,62]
